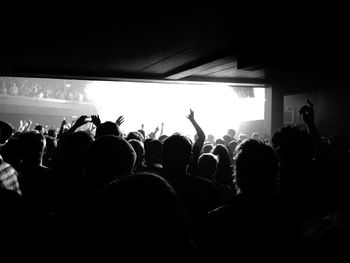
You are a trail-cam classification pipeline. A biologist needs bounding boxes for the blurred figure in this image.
[207,139,300,260]
[212,144,234,188]
[91,173,199,259]
[227,128,236,140]
[84,135,136,192]
[161,134,220,248]
[252,132,260,140]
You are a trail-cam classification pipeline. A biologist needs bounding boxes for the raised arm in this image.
[57,118,68,139]
[299,99,322,159]
[116,116,124,126]
[187,109,205,144]
[23,119,33,132]
[59,115,90,139]
[159,122,164,137]
[148,126,159,140]
[17,120,25,133]
[187,109,205,175]
[299,100,320,138]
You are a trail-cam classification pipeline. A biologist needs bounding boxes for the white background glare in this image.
[85,81,265,139]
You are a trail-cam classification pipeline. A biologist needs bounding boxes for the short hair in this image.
[227,129,236,137]
[57,131,93,175]
[84,135,136,187]
[238,133,248,141]
[126,131,143,142]
[162,134,192,170]
[144,139,162,164]
[228,140,238,154]
[223,134,233,145]
[128,139,144,165]
[158,135,168,143]
[92,172,190,252]
[18,131,46,164]
[202,143,213,153]
[271,125,314,162]
[207,134,215,142]
[234,139,279,193]
[47,128,57,138]
[198,153,218,180]
[252,132,260,139]
[215,138,225,145]
[95,121,121,138]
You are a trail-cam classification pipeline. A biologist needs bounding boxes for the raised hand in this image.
[141,123,144,130]
[91,115,101,127]
[299,99,314,125]
[73,115,90,128]
[116,116,124,126]
[187,109,195,122]
[61,118,67,127]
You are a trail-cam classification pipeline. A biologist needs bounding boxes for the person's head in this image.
[223,134,233,146]
[234,139,279,195]
[47,128,57,138]
[215,138,225,146]
[158,135,168,143]
[238,133,248,141]
[212,143,233,185]
[57,131,93,177]
[34,125,44,134]
[207,134,215,143]
[128,139,144,168]
[228,140,238,156]
[198,153,218,180]
[202,143,213,154]
[95,121,121,138]
[84,135,136,188]
[271,125,314,165]
[212,143,231,162]
[137,129,145,140]
[227,129,236,138]
[0,135,21,169]
[0,120,14,145]
[126,131,143,142]
[144,139,162,165]
[252,132,260,140]
[162,134,192,173]
[92,172,193,254]
[18,131,46,166]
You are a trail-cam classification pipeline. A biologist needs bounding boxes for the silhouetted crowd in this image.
[1,101,349,260]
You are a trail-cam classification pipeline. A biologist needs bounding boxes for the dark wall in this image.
[284,87,350,139]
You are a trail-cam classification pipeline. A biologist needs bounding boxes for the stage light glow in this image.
[84,81,265,139]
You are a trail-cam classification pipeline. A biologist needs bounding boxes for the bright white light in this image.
[84,81,265,139]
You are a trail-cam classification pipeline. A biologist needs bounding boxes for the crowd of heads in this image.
[1,102,350,259]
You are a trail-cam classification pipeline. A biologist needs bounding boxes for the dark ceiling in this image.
[1,3,349,94]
